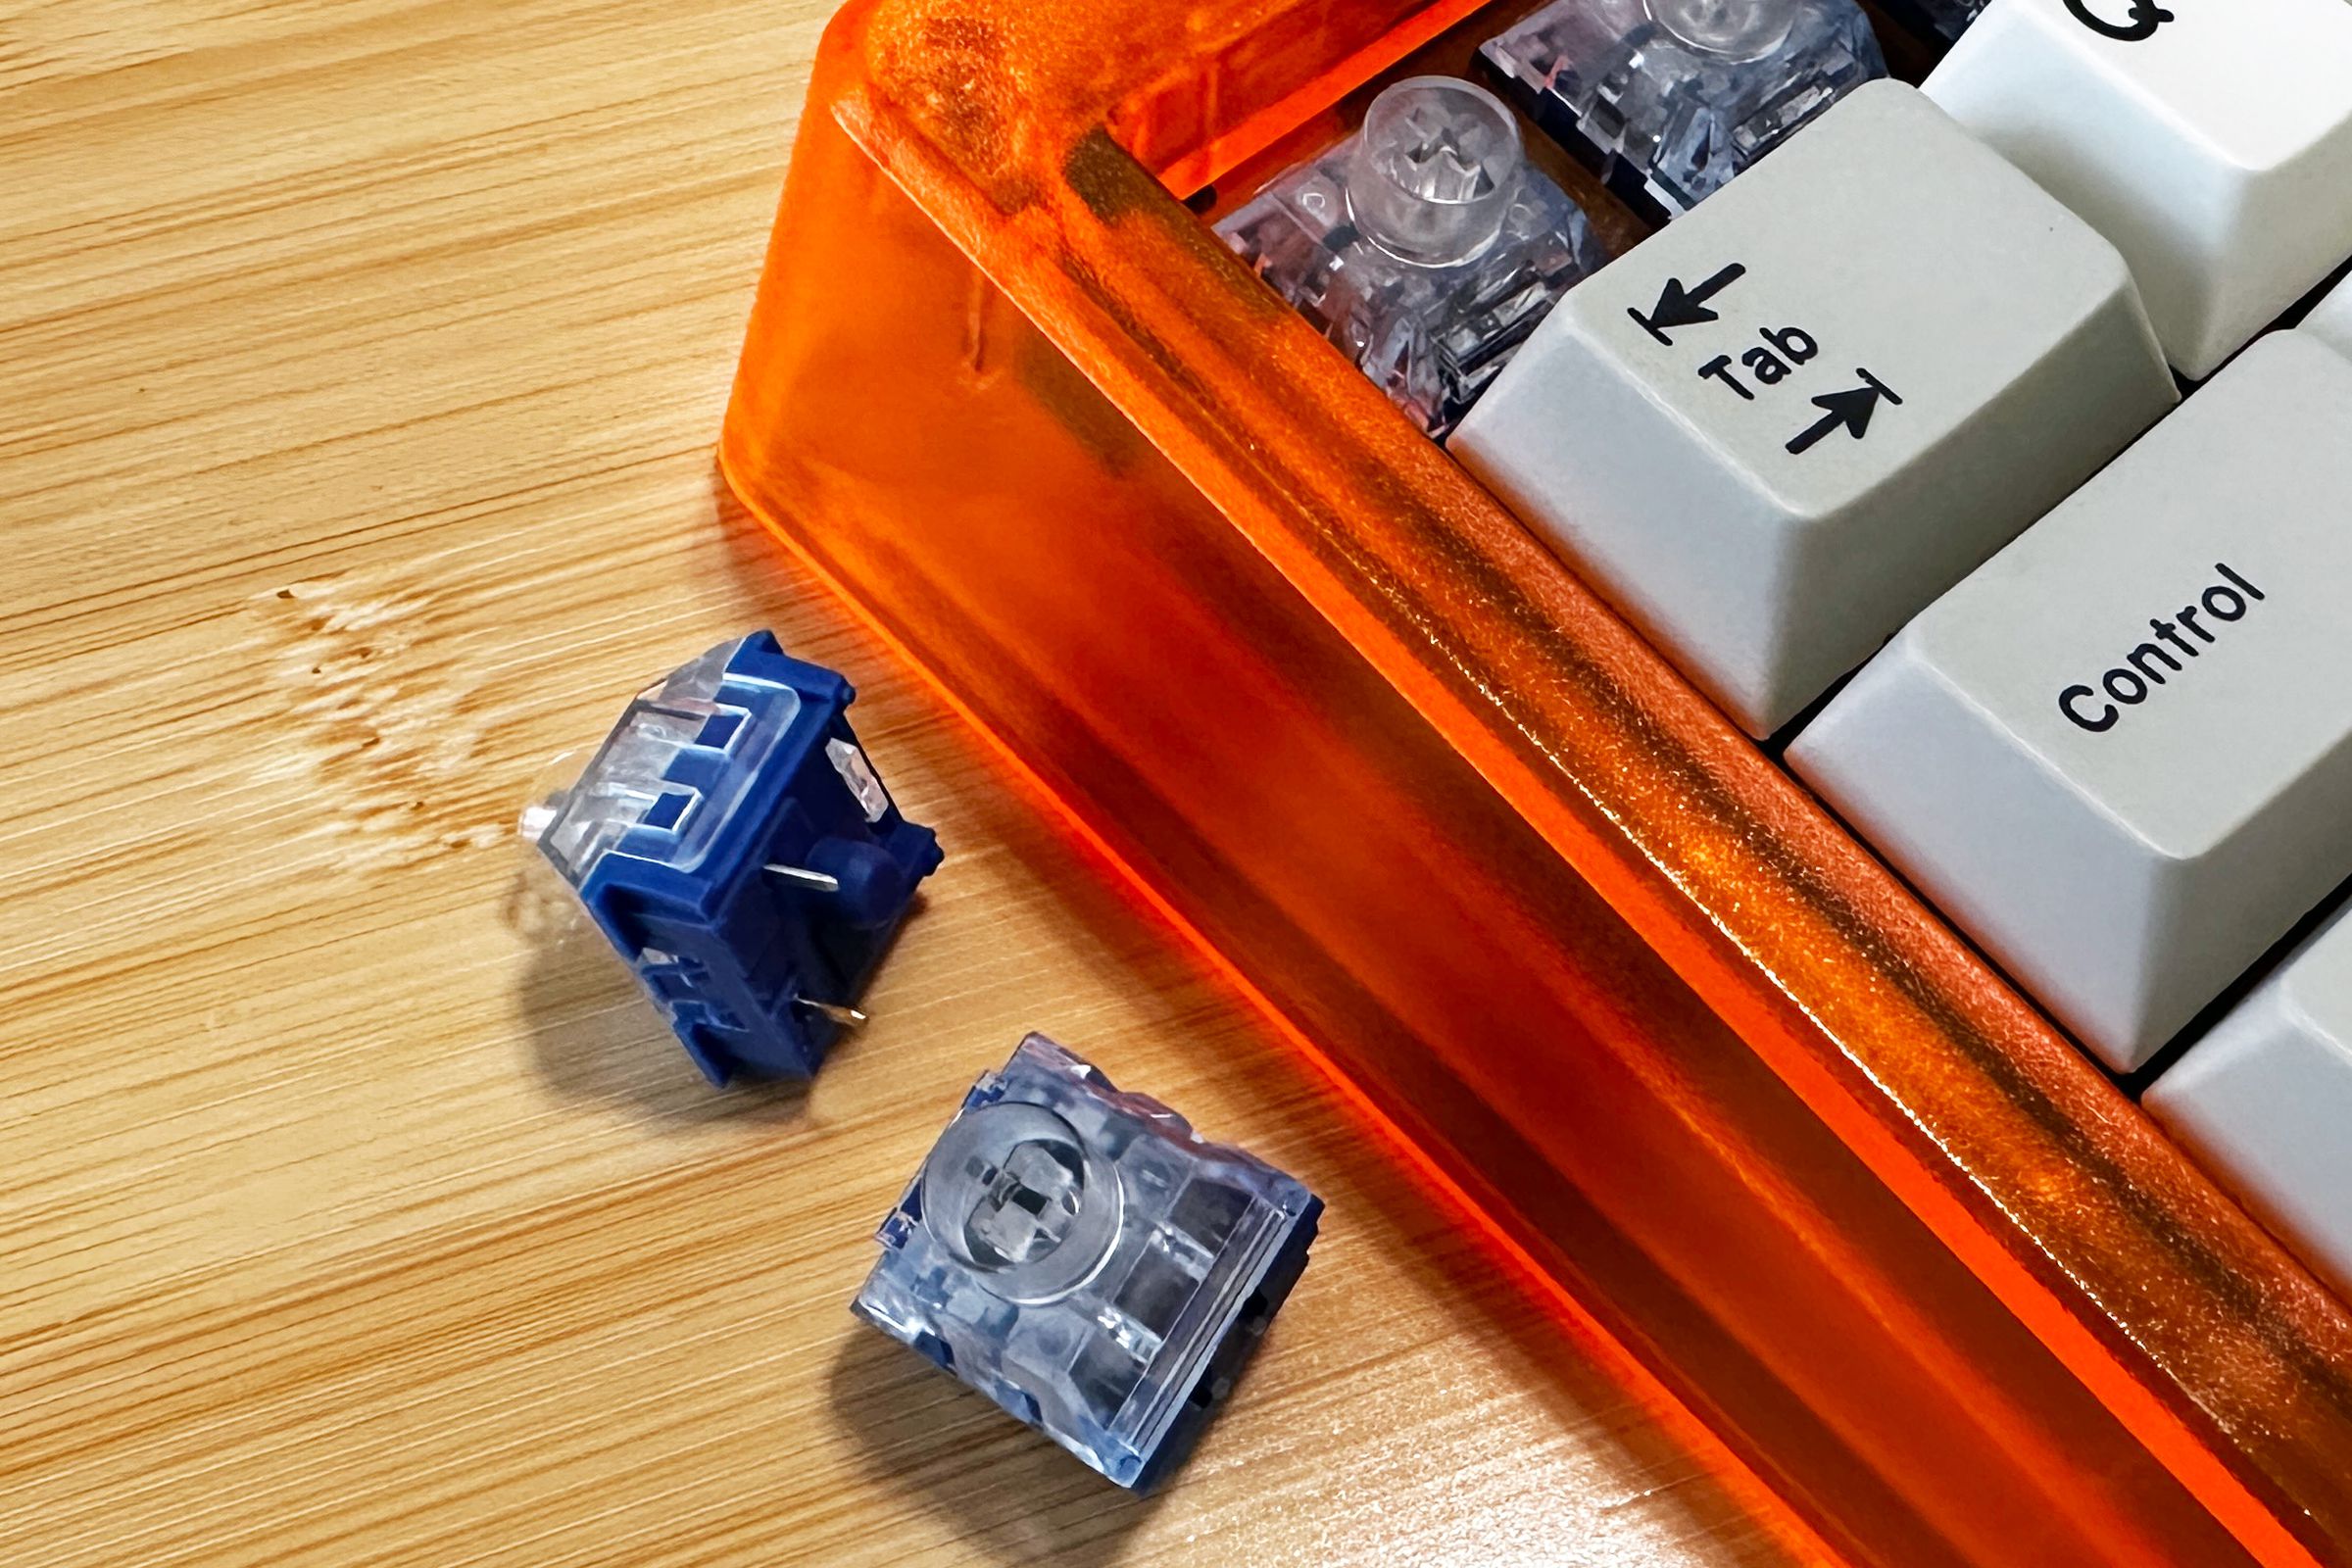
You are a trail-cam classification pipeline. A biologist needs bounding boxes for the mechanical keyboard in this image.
[724,0,2352,1556]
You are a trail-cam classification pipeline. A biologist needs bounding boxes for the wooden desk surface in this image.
[0,5,1798,1562]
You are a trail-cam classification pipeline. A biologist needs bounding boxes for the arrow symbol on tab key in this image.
[1786,369,1902,455]
[1629,264,1746,346]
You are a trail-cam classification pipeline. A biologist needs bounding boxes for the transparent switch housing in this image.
[1215,75,1604,439]
[854,1035,1323,1489]
[1481,0,1886,220]
[526,640,777,891]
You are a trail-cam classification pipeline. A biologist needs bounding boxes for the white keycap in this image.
[1788,332,2352,1072]
[1449,81,2174,738]
[1924,0,2352,380]
[2147,901,2352,1298]
[2308,270,2352,362]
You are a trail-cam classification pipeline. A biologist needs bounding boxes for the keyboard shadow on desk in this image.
[825,1329,1165,1566]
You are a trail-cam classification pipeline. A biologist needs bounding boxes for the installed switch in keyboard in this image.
[1449,79,2176,737]
[1477,0,1885,220]
[1215,76,1603,439]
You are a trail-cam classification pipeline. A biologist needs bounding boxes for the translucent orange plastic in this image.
[722,3,2352,1563]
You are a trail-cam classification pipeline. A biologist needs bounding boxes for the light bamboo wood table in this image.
[0,4,1799,1562]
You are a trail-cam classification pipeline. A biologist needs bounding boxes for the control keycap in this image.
[1925,0,2352,379]
[1449,81,2175,737]
[2147,902,2352,1299]
[1789,331,2352,1072]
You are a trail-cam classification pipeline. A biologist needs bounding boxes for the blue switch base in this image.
[530,632,943,1084]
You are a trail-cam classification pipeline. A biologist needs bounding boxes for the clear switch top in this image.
[1216,75,1604,439]
[855,1035,1322,1489]
[1481,0,1886,220]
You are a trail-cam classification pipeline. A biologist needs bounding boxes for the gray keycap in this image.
[1925,0,2352,381]
[2149,901,2352,1300]
[1790,331,2352,1072]
[1448,80,2176,737]
[2309,270,2352,363]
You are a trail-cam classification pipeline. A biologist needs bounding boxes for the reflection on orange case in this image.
[720,2,2352,1562]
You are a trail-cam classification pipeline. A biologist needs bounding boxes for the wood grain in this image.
[0,3,1803,1562]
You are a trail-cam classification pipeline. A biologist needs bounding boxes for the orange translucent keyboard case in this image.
[720,2,2352,1562]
